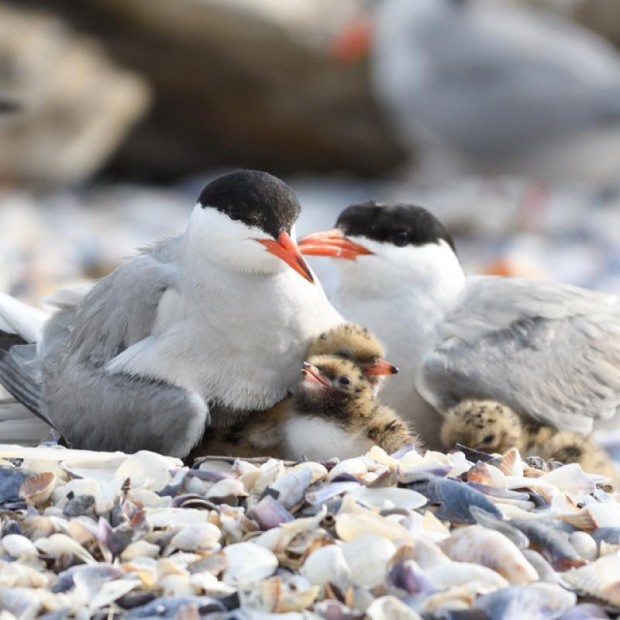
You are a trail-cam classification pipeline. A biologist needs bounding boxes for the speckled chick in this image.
[440,399,616,478]
[307,322,397,394]
[193,354,416,462]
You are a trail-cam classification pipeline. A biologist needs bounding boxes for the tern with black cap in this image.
[0,170,343,457]
[299,202,620,449]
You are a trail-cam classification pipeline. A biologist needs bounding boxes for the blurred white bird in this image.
[369,0,620,184]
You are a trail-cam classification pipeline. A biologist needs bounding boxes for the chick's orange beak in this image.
[302,362,331,388]
[363,358,399,376]
[256,231,315,284]
[298,229,372,260]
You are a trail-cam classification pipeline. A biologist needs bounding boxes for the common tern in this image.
[299,202,620,449]
[371,0,620,183]
[0,170,343,457]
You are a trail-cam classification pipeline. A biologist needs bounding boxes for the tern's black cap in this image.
[336,201,456,252]
[198,170,301,238]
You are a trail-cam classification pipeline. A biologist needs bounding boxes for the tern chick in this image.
[192,344,415,462]
[299,201,620,450]
[441,399,616,478]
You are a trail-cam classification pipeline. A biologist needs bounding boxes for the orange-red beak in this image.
[256,231,315,284]
[330,16,373,64]
[302,362,331,388]
[298,229,372,260]
[363,358,399,376]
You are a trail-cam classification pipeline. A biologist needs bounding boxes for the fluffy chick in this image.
[307,322,397,394]
[193,354,416,462]
[440,399,615,478]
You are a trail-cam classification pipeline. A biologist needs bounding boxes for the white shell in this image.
[366,595,422,619]
[301,544,351,590]
[222,542,279,586]
[569,531,598,562]
[348,486,427,510]
[1,534,38,559]
[563,555,620,606]
[341,534,397,587]
[166,523,222,553]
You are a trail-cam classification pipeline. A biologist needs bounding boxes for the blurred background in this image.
[0,0,619,303]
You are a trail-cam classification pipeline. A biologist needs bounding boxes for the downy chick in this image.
[192,354,416,462]
[441,399,616,478]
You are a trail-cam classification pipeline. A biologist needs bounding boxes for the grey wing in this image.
[419,277,620,433]
[39,240,209,457]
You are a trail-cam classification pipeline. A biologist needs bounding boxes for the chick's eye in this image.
[393,231,409,247]
[482,434,495,444]
[338,376,351,386]
[336,350,351,359]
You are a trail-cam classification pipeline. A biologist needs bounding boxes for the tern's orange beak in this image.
[298,229,372,260]
[363,358,399,376]
[302,362,331,388]
[256,231,315,284]
[330,16,373,64]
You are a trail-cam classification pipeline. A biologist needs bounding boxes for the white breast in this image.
[283,416,373,461]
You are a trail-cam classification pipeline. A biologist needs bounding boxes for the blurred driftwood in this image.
[0,4,150,188]
[14,0,404,183]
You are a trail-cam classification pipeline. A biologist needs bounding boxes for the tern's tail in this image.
[0,294,52,426]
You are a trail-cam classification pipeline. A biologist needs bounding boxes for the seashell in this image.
[248,495,294,530]
[62,493,96,518]
[0,465,30,506]
[422,582,495,613]
[473,583,576,618]
[335,511,412,543]
[144,507,211,528]
[407,475,502,523]
[122,595,227,618]
[0,560,49,588]
[499,448,524,477]
[238,575,320,613]
[469,505,528,549]
[301,544,351,590]
[387,558,437,595]
[538,463,596,495]
[166,523,221,554]
[305,481,360,506]
[313,600,365,620]
[1,533,38,559]
[19,514,62,540]
[222,542,278,586]
[327,458,368,481]
[560,603,612,619]
[559,508,600,531]
[252,459,286,496]
[0,585,42,618]
[569,531,598,562]
[266,467,313,509]
[348,486,427,511]
[188,570,236,597]
[510,518,586,571]
[158,574,195,598]
[35,533,96,564]
[19,471,56,506]
[341,534,397,587]
[205,478,248,503]
[121,540,161,561]
[366,595,421,619]
[522,549,564,584]
[87,577,142,611]
[288,461,328,484]
[426,562,509,591]
[114,451,180,491]
[465,462,503,486]
[563,554,620,606]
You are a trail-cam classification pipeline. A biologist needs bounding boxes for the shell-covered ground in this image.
[0,443,619,619]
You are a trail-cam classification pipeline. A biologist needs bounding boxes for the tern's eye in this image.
[338,376,351,387]
[228,208,241,221]
[481,434,495,444]
[393,231,409,247]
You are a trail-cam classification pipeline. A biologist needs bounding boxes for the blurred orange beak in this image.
[363,358,399,376]
[298,229,372,260]
[330,16,373,64]
[302,362,330,387]
[256,231,315,283]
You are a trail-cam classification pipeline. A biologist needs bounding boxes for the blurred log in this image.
[15,0,405,183]
[0,3,150,188]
